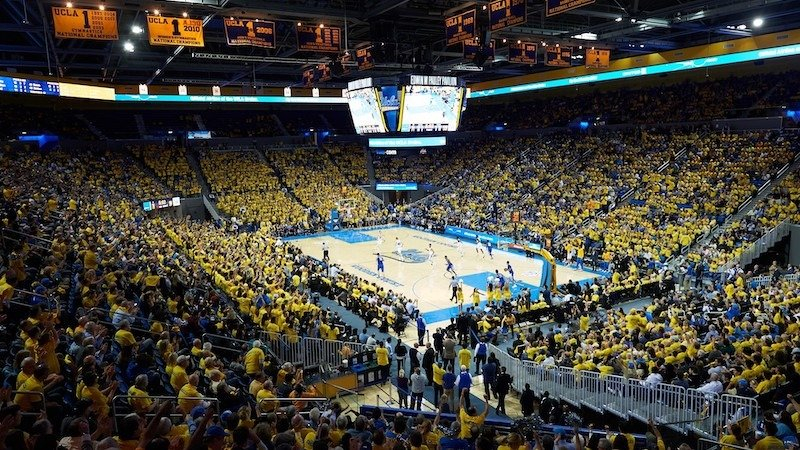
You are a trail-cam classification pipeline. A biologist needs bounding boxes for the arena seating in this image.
[327,144,370,185]
[132,145,202,197]
[266,148,384,228]
[199,150,309,232]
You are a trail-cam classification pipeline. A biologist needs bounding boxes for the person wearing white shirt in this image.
[697,373,724,395]
[366,335,377,351]
[641,367,663,388]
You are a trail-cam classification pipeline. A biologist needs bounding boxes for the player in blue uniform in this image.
[445,256,456,276]
[377,253,385,278]
[486,241,494,260]
[506,261,515,283]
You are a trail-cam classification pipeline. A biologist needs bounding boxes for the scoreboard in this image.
[0,76,60,96]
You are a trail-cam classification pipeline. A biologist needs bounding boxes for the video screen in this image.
[347,87,387,134]
[399,85,464,132]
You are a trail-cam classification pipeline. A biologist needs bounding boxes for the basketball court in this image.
[287,225,600,329]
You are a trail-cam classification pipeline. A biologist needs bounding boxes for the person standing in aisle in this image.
[410,367,425,410]
[322,242,330,262]
[495,366,513,415]
[416,315,426,346]
[394,339,407,373]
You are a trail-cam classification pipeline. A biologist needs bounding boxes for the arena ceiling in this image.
[1,0,800,88]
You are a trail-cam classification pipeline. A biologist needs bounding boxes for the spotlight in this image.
[578,45,582,49]
[153,9,159,15]
[123,41,135,52]
[482,4,487,9]
[753,17,764,27]
[502,38,507,43]
[99,2,105,10]
[182,11,188,17]
[297,22,302,26]
[132,25,143,34]
[517,40,521,44]
[66,1,73,7]
[615,17,622,22]
[630,18,637,23]
[319,23,324,28]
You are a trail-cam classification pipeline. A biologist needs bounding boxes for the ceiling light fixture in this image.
[66,1,73,7]
[99,2,105,10]
[753,17,764,27]
[182,11,188,17]
[615,17,622,22]
[132,25,143,34]
[123,41,135,52]
[153,9,160,15]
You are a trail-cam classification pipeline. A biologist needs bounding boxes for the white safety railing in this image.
[258,331,369,369]
[749,272,800,287]
[487,344,759,438]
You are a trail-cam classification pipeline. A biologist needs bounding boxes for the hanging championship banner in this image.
[585,48,610,68]
[356,46,375,70]
[508,41,537,64]
[445,9,476,46]
[317,64,332,82]
[303,68,316,87]
[545,45,572,67]
[489,0,526,32]
[296,25,342,53]
[464,39,494,60]
[147,15,204,47]
[224,18,275,48]
[546,0,596,17]
[51,7,118,40]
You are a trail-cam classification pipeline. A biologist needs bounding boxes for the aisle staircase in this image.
[74,114,107,140]
[257,149,307,207]
[271,114,290,136]
[194,114,207,131]
[134,114,147,138]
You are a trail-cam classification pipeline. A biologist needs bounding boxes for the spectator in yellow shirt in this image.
[128,374,154,414]
[170,355,190,391]
[245,340,266,377]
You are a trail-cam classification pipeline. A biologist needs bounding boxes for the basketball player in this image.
[486,240,494,260]
[375,232,384,253]
[445,256,456,276]
[427,243,436,266]
[506,261,515,283]
[475,237,485,257]
[455,237,464,257]
[376,253,385,278]
[322,242,330,262]
[395,238,404,260]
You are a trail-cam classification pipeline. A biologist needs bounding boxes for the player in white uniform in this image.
[427,243,436,266]
[395,238,404,260]
[375,232,385,253]
[455,237,464,257]
[476,237,485,258]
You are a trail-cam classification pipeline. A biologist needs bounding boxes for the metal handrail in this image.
[256,396,328,413]
[111,394,221,418]
[1,228,54,243]
[11,390,46,415]
[96,320,154,337]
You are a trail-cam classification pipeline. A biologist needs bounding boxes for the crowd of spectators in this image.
[199,150,310,233]
[132,145,203,197]
[266,148,386,229]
